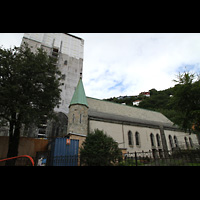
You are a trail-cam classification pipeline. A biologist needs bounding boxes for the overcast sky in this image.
[1,33,200,99]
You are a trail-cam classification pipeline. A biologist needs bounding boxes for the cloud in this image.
[71,33,200,99]
[0,33,23,49]
[2,33,200,100]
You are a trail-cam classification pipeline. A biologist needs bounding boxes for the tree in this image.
[170,71,200,136]
[0,44,61,165]
[80,129,122,166]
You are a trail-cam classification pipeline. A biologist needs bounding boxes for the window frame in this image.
[135,131,140,146]
[128,131,133,147]
[150,133,155,147]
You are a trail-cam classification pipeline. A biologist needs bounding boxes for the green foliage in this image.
[104,71,200,137]
[0,43,62,159]
[80,129,122,166]
[0,43,61,126]
[140,72,200,134]
[104,95,140,106]
[170,72,200,133]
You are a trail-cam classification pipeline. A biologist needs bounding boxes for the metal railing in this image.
[0,155,35,166]
[2,149,200,166]
[120,149,200,166]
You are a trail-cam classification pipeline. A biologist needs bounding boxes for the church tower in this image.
[67,75,88,136]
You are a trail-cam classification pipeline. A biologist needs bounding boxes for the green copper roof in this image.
[70,78,88,107]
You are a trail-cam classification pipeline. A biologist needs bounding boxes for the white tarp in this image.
[23,33,83,59]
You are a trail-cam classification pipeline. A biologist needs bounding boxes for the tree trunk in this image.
[6,113,21,166]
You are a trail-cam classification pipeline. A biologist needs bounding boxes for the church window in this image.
[128,131,133,146]
[73,114,75,123]
[185,137,189,149]
[189,137,193,148]
[156,134,161,147]
[174,136,179,148]
[135,132,140,146]
[150,133,155,147]
[80,114,82,124]
[169,135,174,150]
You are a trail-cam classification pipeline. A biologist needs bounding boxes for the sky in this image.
[1,33,200,99]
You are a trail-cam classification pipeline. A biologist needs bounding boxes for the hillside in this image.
[104,87,178,125]
[105,72,200,136]
[104,87,174,108]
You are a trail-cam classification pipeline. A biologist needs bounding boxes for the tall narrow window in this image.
[150,133,155,147]
[174,136,179,148]
[185,137,189,149]
[73,114,75,123]
[189,137,193,148]
[80,114,82,124]
[169,135,174,149]
[135,132,140,146]
[156,134,161,147]
[128,131,133,146]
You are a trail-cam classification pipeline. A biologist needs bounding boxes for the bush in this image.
[80,129,122,166]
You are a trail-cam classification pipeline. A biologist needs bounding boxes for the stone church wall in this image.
[89,119,161,152]
[89,119,199,152]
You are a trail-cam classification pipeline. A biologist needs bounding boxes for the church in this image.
[1,33,199,161]
[66,76,199,155]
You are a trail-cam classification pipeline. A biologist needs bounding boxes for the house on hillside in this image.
[139,91,150,97]
[132,100,142,106]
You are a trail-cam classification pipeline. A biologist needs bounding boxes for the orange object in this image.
[66,138,70,145]
[0,155,34,166]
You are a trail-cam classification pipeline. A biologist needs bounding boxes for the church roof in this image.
[86,97,177,129]
[69,79,178,130]
[88,109,178,130]
[70,78,88,108]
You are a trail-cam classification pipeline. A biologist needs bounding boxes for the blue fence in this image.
[50,138,79,166]
[51,155,79,166]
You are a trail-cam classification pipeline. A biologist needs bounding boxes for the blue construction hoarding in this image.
[50,138,79,166]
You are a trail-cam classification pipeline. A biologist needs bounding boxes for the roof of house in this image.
[69,78,88,108]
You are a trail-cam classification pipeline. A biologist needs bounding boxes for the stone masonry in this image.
[67,104,88,136]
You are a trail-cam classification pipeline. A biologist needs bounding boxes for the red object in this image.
[0,155,34,166]
[66,138,70,145]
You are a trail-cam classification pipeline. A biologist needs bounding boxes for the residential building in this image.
[139,91,150,97]
[132,100,142,106]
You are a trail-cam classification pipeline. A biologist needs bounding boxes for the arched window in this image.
[150,133,155,147]
[128,131,133,146]
[169,135,174,149]
[156,134,161,147]
[135,132,140,146]
[185,137,189,149]
[189,137,193,148]
[174,136,179,148]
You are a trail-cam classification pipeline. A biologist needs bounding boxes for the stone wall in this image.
[67,104,88,136]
